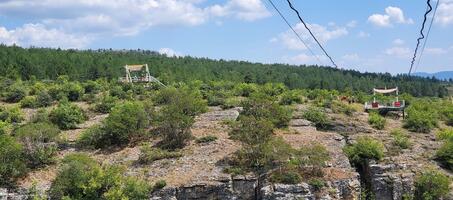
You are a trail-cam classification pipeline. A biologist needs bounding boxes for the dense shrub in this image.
[330,100,356,116]
[368,112,386,130]
[296,143,330,176]
[435,139,453,170]
[80,101,149,148]
[302,107,330,129]
[49,102,87,130]
[14,122,60,168]
[83,80,101,94]
[3,83,27,103]
[230,117,293,171]
[241,97,291,128]
[309,178,326,191]
[0,121,10,135]
[153,180,167,190]
[391,129,411,149]
[269,171,301,184]
[0,135,27,186]
[436,128,453,140]
[414,169,451,200]
[109,85,127,99]
[260,83,287,97]
[195,135,218,143]
[64,82,85,101]
[138,144,183,164]
[343,137,384,167]
[234,83,257,97]
[49,153,150,200]
[156,87,207,149]
[0,106,24,123]
[93,95,118,114]
[36,91,53,107]
[279,90,303,105]
[20,96,37,108]
[404,102,438,133]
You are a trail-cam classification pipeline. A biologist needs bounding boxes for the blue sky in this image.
[0,0,452,74]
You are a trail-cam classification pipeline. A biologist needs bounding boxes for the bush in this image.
[330,100,356,116]
[3,83,27,103]
[230,117,293,171]
[138,144,182,164]
[20,96,37,108]
[391,129,411,149]
[414,169,451,200]
[80,101,149,148]
[0,135,27,187]
[308,178,326,191]
[0,106,24,123]
[0,121,10,135]
[343,137,384,167]
[156,87,207,150]
[83,81,100,94]
[368,112,386,130]
[195,135,218,144]
[153,180,167,190]
[241,97,292,128]
[234,83,257,97]
[279,90,302,105]
[404,102,438,133]
[93,95,118,114]
[303,107,330,129]
[435,139,453,170]
[260,83,287,97]
[14,122,60,168]
[49,153,150,200]
[109,85,127,99]
[296,143,330,177]
[63,82,84,101]
[436,128,453,140]
[36,91,53,107]
[49,102,87,130]
[269,171,301,184]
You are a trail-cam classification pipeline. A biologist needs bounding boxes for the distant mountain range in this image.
[413,71,453,80]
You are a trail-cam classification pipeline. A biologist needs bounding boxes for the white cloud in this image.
[0,23,90,48]
[274,22,348,50]
[385,47,411,58]
[285,53,327,65]
[342,53,360,62]
[209,0,270,21]
[158,48,181,57]
[436,0,453,26]
[346,20,358,28]
[0,0,271,47]
[358,31,370,38]
[393,39,405,45]
[368,6,413,27]
[425,47,447,55]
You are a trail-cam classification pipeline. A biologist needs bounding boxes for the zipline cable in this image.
[409,0,433,75]
[286,0,339,68]
[414,0,440,74]
[267,0,324,66]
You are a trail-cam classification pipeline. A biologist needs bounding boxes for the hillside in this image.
[414,71,453,81]
[0,78,452,199]
[0,45,449,97]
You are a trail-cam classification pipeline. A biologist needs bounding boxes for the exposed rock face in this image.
[0,188,27,200]
[150,175,258,200]
[150,174,361,200]
[369,163,415,200]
